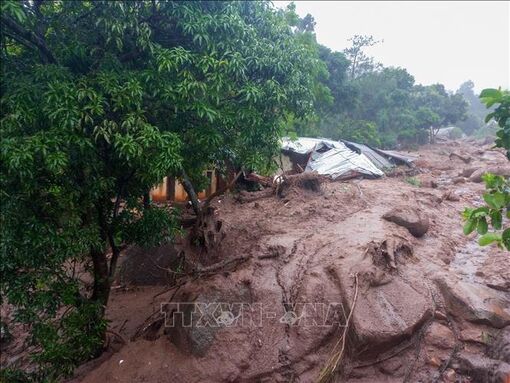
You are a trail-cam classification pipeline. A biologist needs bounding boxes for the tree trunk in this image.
[143,191,151,209]
[180,169,202,219]
[91,247,110,311]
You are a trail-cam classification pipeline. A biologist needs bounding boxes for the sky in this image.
[275,1,510,93]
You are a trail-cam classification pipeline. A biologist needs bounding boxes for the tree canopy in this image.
[0,1,320,379]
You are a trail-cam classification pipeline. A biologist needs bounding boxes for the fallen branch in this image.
[317,273,359,383]
[106,329,127,345]
[194,255,249,275]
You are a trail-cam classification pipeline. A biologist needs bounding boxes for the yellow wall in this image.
[150,170,217,203]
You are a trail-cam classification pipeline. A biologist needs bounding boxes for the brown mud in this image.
[2,138,509,383]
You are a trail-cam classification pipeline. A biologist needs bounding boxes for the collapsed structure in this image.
[280,137,417,180]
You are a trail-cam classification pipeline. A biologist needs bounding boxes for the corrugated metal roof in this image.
[342,140,394,170]
[281,137,384,180]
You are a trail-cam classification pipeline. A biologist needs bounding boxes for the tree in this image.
[411,84,467,141]
[463,88,510,251]
[343,34,382,80]
[456,80,493,135]
[0,0,318,378]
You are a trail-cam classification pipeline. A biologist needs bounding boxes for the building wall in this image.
[150,170,217,203]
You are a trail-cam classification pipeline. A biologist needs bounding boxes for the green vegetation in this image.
[404,177,421,187]
[284,10,469,148]
[463,88,510,250]
[0,1,320,379]
[0,0,507,380]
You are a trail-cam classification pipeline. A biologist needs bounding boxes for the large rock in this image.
[469,166,510,183]
[331,265,433,357]
[436,279,510,329]
[453,351,510,383]
[489,326,510,363]
[118,244,181,285]
[382,206,429,237]
[164,282,252,357]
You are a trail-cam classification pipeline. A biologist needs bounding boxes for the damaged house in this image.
[280,137,416,180]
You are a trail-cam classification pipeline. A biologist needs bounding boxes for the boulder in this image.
[118,244,182,286]
[436,279,510,329]
[424,322,455,350]
[453,351,510,383]
[331,265,433,357]
[417,175,438,188]
[469,167,510,183]
[460,167,478,178]
[489,326,510,363]
[383,206,430,237]
[164,283,252,357]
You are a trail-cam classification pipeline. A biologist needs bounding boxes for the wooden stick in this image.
[317,273,359,383]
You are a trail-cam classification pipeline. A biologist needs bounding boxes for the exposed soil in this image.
[2,138,509,383]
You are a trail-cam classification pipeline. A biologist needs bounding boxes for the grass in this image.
[404,177,421,187]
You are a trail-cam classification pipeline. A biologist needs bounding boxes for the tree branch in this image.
[1,15,56,64]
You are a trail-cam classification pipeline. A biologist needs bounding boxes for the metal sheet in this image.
[304,141,384,179]
[342,140,394,170]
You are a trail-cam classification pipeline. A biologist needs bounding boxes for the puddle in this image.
[450,239,490,283]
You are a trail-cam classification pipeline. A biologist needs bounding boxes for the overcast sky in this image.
[275,1,510,93]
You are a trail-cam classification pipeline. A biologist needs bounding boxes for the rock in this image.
[459,324,493,345]
[460,167,478,178]
[379,358,403,376]
[383,206,430,237]
[452,177,466,184]
[489,326,510,363]
[469,167,510,183]
[424,322,455,350]
[164,283,252,357]
[119,244,182,286]
[442,190,460,201]
[436,279,510,328]
[443,368,456,382]
[332,265,433,357]
[417,174,438,188]
[453,350,510,383]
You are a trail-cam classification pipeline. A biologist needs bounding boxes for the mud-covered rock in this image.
[460,167,478,178]
[437,279,510,328]
[331,265,433,357]
[489,326,510,363]
[424,322,455,350]
[453,351,510,383]
[383,206,430,237]
[164,283,252,357]
[469,167,510,183]
[119,244,182,285]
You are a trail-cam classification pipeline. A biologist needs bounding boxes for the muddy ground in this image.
[2,138,510,382]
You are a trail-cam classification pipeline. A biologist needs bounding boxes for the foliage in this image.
[463,88,510,251]
[0,0,318,378]
[480,88,510,159]
[463,174,510,250]
[343,34,382,80]
[456,80,490,135]
[404,177,421,187]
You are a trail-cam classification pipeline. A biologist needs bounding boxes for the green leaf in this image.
[479,88,501,99]
[477,217,488,235]
[483,193,497,209]
[463,219,477,235]
[490,210,502,230]
[478,232,501,246]
[502,228,510,251]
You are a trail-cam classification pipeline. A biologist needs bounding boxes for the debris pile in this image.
[280,137,417,180]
